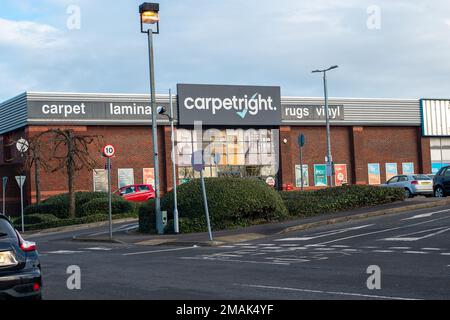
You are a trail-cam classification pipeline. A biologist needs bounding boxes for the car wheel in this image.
[404,188,412,199]
[434,186,446,198]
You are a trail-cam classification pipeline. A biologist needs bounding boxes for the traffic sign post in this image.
[103,145,115,241]
[298,134,306,191]
[15,176,26,232]
[192,151,213,242]
[2,177,7,215]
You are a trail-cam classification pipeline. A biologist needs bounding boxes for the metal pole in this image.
[107,159,112,239]
[300,146,304,191]
[323,71,333,187]
[20,177,24,233]
[200,170,213,241]
[2,178,6,215]
[147,30,162,234]
[170,90,179,234]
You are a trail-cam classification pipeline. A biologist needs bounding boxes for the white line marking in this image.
[383,227,450,242]
[361,246,379,249]
[314,248,336,251]
[238,284,420,301]
[403,209,450,220]
[308,215,450,246]
[219,246,236,249]
[404,251,429,255]
[373,250,394,253]
[44,250,85,255]
[441,253,450,256]
[331,245,350,248]
[123,246,198,256]
[422,248,443,251]
[389,247,411,250]
[84,247,112,251]
[182,257,289,266]
[276,225,374,241]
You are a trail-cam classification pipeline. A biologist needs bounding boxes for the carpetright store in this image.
[0,84,443,215]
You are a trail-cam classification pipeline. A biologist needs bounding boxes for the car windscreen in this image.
[0,219,17,240]
[413,175,432,181]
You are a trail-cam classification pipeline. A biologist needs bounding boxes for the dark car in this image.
[433,166,450,198]
[0,215,42,300]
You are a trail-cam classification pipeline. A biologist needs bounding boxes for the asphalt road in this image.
[28,205,450,300]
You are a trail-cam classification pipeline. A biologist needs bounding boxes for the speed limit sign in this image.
[103,145,116,158]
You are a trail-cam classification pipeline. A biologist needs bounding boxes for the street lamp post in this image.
[312,65,339,188]
[140,3,163,234]
[157,91,180,234]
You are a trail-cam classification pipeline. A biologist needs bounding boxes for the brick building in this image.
[0,85,445,216]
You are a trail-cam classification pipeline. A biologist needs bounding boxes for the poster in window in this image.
[368,163,381,185]
[93,169,108,192]
[402,163,415,175]
[295,165,309,188]
[118,168,134,189]
[314,164,327,187]
[334,164,348,187]
[143,168,155,187]
[385,163,398,181]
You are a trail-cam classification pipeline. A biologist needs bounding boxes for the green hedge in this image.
[139,178,289,234]
[12,214,59,226]
[24,192,132,218]
[280,185,405,217]
[79,197,135,217]
[138,200,156,234]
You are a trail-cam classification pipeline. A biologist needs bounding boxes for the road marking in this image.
[373,250,394,253]
[403,209,450,221]
[422,248,442,251]
[237,284,420,301]
[360,246,379,249]
[182,257,290,266]
[314,248,336,251]
[441,253,450,256]
[219,246,236,249]
[44,250,85,255]
[276,225,374,241]
[331,245,350,248]
[404,251,429,255]
[382,227,450,242]
[307,215,450,246]
[123,246,198,256]
[84,247,112,251]
[389,247,411,250]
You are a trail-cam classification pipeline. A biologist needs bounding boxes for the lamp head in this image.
[157,105,167,115]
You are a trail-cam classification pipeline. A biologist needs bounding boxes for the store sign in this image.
[422,99,450,136]
[334,164,348,186]
[402,162,415,175]
[27,101,172,123]
[93,169,108,192]
[143,168,155,186]
[118,169,134,189]
[314,164,327,187]
[295,165,309,188]
[177,84,282,126]
[282,105,345,122]
[368,163,381,185]
[386,163,398,181]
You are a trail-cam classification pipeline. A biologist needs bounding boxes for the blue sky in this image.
[0,0,450,101]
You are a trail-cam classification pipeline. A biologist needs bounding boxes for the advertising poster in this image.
[314,164,327,187]
[385,163,398,181]
[143,168,155,186]
[118,168,134,189]
[93,169,108,192]
[334,164,348,187]
[432,162,450,175]
[402,162,415,175]
[295,165,309,188]
[368,163,381,185]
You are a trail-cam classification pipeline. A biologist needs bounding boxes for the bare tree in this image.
[46,129,102,218]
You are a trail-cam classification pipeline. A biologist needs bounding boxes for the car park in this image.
[0,215,42,300]
[382,174,433,198]
[115,184,156,202]
[433,165,450,198]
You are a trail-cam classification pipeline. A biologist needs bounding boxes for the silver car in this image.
[383,174,434,198]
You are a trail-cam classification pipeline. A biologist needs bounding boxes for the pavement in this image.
[69,196,450,247]
[23,196,450,300]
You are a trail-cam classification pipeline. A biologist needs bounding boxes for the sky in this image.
[0,0,449,101]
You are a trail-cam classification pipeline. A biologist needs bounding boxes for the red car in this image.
[115,184,155,203]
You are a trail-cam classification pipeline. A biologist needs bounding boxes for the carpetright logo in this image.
[183,92,275,119]
[177,84,282,126]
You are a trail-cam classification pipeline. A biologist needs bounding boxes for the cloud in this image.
[0,18,66,48]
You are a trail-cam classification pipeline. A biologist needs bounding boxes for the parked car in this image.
[0,215,42,300]
[115,184,155,203]
[433,166,450,198]
[382,174,433,198]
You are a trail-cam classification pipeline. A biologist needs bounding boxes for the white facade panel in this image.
[422,99,450,136]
